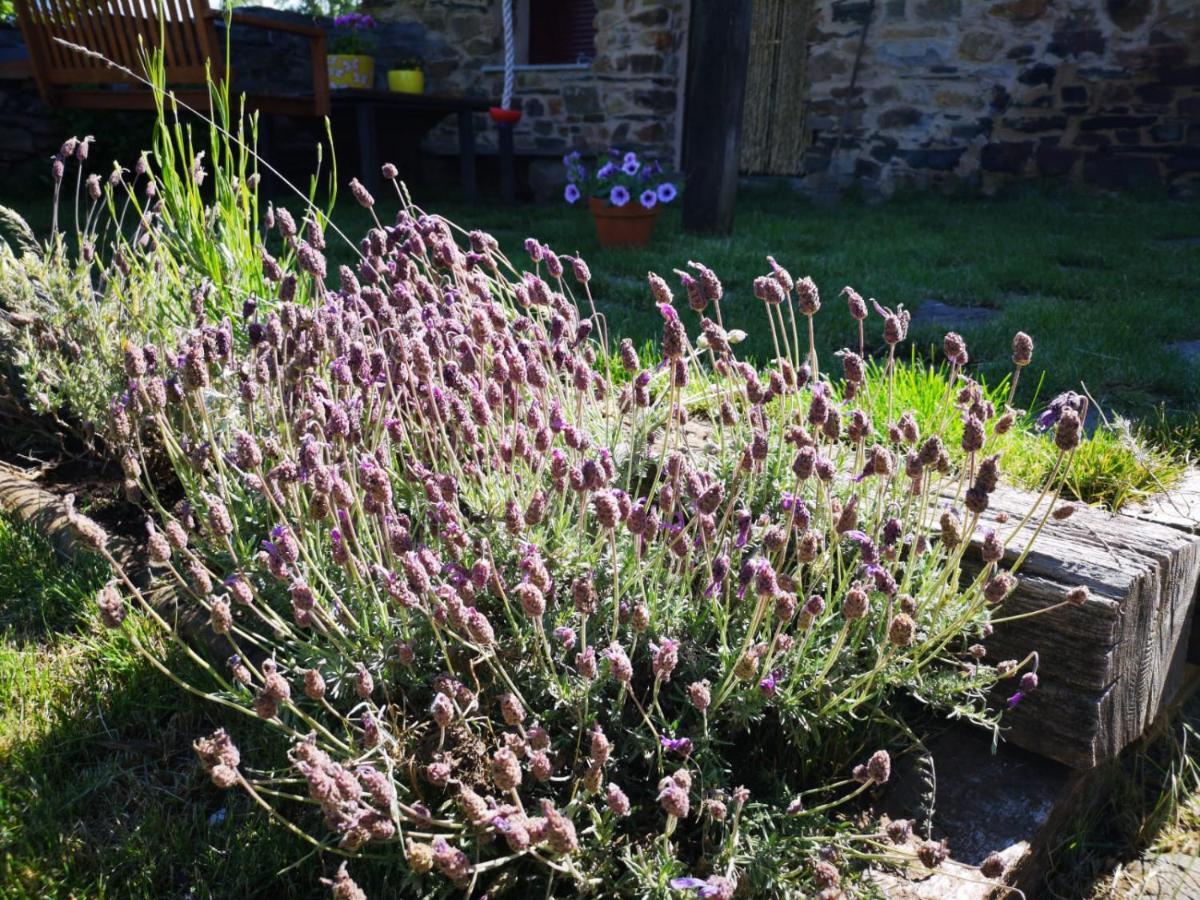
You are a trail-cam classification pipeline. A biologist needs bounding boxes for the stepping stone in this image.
[1118,853,1200,897]
[910,300,1000,333]
[1169,340,1200,366]
[874,666,1199,898]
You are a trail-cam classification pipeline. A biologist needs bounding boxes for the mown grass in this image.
[9,177,1199,427]
[0,515,349,898]
[329,181,1200,424]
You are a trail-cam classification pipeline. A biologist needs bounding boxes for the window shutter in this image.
[528,0,597,65]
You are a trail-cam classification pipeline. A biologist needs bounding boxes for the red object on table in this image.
[489,106,522,124]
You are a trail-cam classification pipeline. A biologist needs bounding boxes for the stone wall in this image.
[369,0,687,164]
[801,0,1200,194]
[4,1,1198,197]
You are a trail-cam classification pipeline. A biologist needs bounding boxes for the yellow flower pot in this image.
[388,69,425,94]
[327,54,375,90]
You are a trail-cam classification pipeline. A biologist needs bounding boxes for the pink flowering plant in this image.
[563,148,680,209]
[40,133,1087,896]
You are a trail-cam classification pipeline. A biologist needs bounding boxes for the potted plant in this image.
[388,56,424,94]
[564,149,680,247]
[327,11,378,90]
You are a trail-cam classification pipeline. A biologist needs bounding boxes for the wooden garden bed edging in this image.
[971,480,1200,769]
[661,419,1200,769]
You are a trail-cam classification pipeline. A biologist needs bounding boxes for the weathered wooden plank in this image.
[967,483,1200,768]
[1127,468,1200,663]
[663,413,1200,768]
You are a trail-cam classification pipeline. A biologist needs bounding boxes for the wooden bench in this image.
[330,89,514,203]
[14,0,329,118]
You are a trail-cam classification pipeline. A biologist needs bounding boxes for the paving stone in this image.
[910,299,1000,332]
[1118,853,1200,897]
[1170,340,1200,366]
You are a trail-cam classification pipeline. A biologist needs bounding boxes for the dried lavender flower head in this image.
[349,177,375,208]
[843,285,867,320]
[1012,331,1034,367]
[943,331,968,366]
[795,276,820,316]
[980,852,1006,879]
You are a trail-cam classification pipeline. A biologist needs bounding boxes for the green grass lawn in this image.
[9,179,1200,421]
[0,516,316,897]
[365,182,1200,424]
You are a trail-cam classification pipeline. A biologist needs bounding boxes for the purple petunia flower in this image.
[622,157,640,176]
[564,183,581,204]
[639,189,657,209]
[597,162,616,179]
[623,150,638,167]
[610,185,630,207]
[657,181,678,203]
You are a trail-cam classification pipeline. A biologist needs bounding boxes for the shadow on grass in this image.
[0,514,418,898]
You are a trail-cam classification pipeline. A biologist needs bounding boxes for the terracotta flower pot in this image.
[328,54,374,90]
[588,196,660,247]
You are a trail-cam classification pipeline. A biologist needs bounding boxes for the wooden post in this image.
[497,122,516,204]
[681,0,753,235]
[457,110,478,202]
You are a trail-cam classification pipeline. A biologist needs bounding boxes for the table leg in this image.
[457,110,477,202]
[357,103,380,195]
[498,121,515,204]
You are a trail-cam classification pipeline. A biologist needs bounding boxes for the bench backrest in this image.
[15,0,220,94]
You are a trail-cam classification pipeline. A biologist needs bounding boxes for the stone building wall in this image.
[369,0,687,163]
[3,2,1198,196]
[801,0,1200,194]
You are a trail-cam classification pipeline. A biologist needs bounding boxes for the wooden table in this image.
[330,90,513,202]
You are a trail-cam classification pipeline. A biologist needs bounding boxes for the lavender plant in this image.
[0,68,326,447]
[78,179,1082,896]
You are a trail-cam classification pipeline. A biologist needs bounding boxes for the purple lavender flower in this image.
[669,876,733,898]
[1036,391,1086,432]
[657,182,678,203]
[564,183,581,204]
[661,735,693,757]
[639,189,657,209]
[759,668,783,698]
[609,185,630,207]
